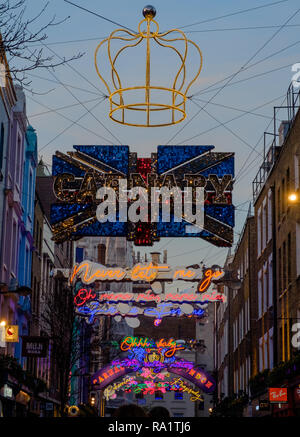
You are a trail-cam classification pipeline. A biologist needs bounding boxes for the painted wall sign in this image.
[51,145,234,247]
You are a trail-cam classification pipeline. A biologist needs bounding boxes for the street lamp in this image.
[288,192,299,204]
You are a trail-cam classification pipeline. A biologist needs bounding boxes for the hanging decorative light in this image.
[95,5,203,127]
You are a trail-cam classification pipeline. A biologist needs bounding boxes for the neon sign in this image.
[168,364,216,393]
[103,376,203,402]
[76,301,206,325]
[69,261,224,285]
[91,337,216,393]
[74,288,226,307]
[120,337,185,358]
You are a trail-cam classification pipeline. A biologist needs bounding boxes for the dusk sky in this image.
[25,0,300,268]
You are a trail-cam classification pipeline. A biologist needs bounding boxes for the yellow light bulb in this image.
[288,193,298,202]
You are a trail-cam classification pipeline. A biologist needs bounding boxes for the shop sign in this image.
[5,325,19,342]
[269,388,288,403]
[259,400,270,411]
[15,390,30,405]
[294,387,300,402]
[22,336,49,358]
[2,384,13,399]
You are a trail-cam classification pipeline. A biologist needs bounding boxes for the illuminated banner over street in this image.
[91,336,216,393]
[51,145,234,247]
[69,261,224,285]
[71,264,224,327]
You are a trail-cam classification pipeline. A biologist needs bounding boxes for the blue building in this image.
[14,125,38,365]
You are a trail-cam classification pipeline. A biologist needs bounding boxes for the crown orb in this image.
[142,5,156,19]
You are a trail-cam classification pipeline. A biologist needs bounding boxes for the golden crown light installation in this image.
[94,5,203,127]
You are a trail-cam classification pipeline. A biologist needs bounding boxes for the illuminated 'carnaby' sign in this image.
[69,261,224,284]
[51,145,234,247]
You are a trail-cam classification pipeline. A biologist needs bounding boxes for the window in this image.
[155,393,163,400]
[259,337,263,371]
[245,299,250,333]
[268,255,273,307]
[282,178,286,214]
[269,328,274,370]
[175,392,183,400]
[283,241,287,290]
[294,155,299,190]
[278,247,282,293]
[267,189,272,242]
[263,263,268,314]
[97,244,106,264]
[288,233,291,284]
[257,207,262,256]
[0,122,4,171]
[258,270,262,318]
[277,187,281,222]
[262,199,267,250]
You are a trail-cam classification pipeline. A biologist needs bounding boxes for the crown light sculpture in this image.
[95,5,203,127]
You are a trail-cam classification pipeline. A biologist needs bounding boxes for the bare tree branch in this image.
[0,0,84,86]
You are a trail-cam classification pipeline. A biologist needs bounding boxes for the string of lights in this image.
[190,38,300,97]
[27,95,113,147]
[27,72,103,97]
[177,0,290,29]
[189,98,273,120]
[165,5,300,146]
[176,94,285,146]
[63,0,136,33]
[235,94,288,182]
[27,25,300,49]
[191,62,296,98]
[39,98,107,152]
[188,100,264,158]
[27,48,121,145]
[28,97,104,118]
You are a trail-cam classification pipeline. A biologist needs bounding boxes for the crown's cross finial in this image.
[95,6,203,127]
